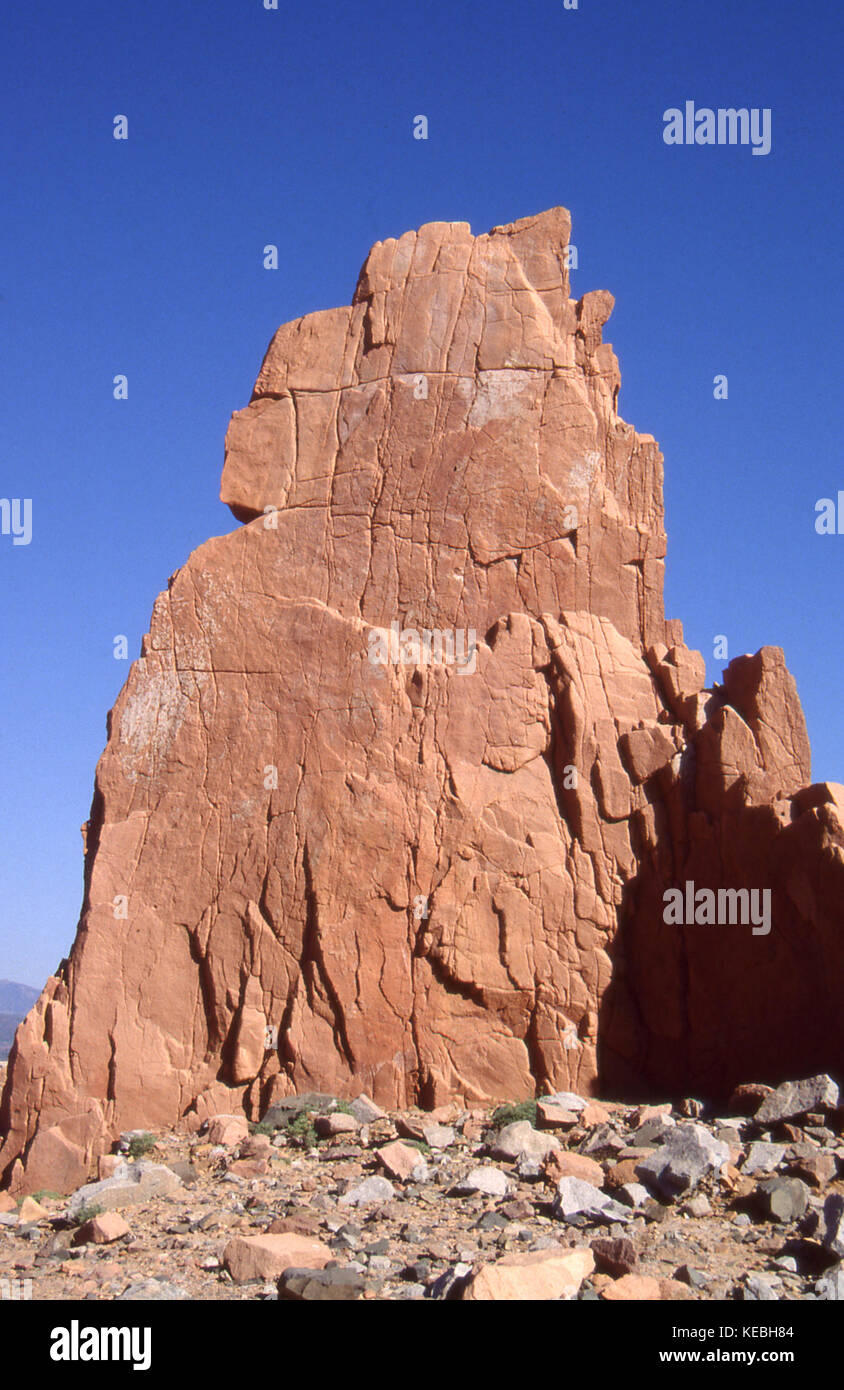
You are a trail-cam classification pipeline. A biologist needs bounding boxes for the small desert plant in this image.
[71,1201,103,1227]
[127,1132,157,1159]
[249,1120,274,1136]
[286,1112,319,1147]
[491,1100,538,1128]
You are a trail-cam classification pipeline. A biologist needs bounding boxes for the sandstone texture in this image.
[460,1246,595,1300]
[223,1231,332,1285]
[2,207,844,1194]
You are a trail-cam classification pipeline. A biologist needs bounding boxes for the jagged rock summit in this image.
[3,208,843,1194]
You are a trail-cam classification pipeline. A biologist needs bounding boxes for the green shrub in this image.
[286,1112,318,1147]
[491,1100,538,1128]
[127,1132,157,1159]
[71,1202,103,1227]
[249,1120,274,1136]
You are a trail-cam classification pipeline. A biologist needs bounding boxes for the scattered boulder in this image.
[742,1142,785,1176]
[590,1236,638,1276]
[454,1167,511,1198]
[350,1095,385,1124]
[422,1124,454,1150]
[617,1182,651,1209]
[789,1152,837,1188]
[581,1103,612,1127]
[206,1114,250,1146]
[728,1083,773,1116]
[541,1091,588,1113]
[224,1232,332,1285]
[239,1134,272,1159]
[73,1211,131,1245]
[658,1278,695,1301]
[376,1141,427,1183]
[338,1176,395,1207]
[536,1100,581,1129]
[489,1122,561,1164]
[427,1263,474,1300]
[315,1112,360,1138]
[815,1264,844,1300]
[755,1076,839,1126]
[278,1266,367,1301]
[633,1103,672,1125]
[755,1177,810,1224]
[552,1177,630,1225]
[460,1247,594,1301]
[601,1274,662,1301]
[635,1116,676,1145]
[6,1107,105,1197]
[544,1151,605,1187]
[605,1158,640,1189]
[635,1124,730,1198]
[66,1162,182,1220]
[739,1275,779,1301]
[17,1196,49,1223]
[580,1124,626,1157]
[822,1193,844,1256]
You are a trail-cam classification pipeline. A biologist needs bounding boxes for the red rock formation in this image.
[2,208,843,1192]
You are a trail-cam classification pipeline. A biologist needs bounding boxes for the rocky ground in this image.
[1,1074,843,1302]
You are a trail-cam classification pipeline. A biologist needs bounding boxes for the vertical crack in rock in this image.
[300,842,356,1074]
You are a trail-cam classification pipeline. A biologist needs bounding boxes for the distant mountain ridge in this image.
[0,980,39,1060]
[0,980,39,1013]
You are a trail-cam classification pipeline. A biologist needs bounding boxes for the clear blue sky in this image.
[1,0,841,988]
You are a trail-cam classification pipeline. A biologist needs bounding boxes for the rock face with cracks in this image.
[3,207,844,1194]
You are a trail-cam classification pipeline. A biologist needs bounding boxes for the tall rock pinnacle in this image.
[2,209,843,1194]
